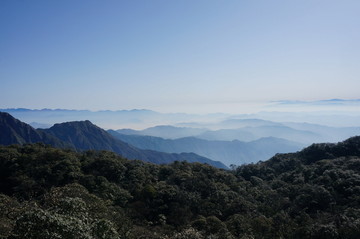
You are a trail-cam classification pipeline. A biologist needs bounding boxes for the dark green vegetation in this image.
[1,136,360,238]
[0,112,226,169]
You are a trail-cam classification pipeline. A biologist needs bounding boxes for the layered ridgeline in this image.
[109,130,304,166]
[2,108,360,144]
[2,106,360,130]
[0,137,359,238]
[117,121,360,145]
[0,112,226,168]
[113,121,360,166]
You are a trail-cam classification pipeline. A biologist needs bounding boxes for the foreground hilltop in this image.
[0,112,226,168]
[0,136,359,238]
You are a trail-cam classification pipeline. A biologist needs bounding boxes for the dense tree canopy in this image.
[0,137,360,238]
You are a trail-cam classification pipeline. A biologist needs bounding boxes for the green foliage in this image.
[9,206,92,239]
[0,194,19,239]
[0,137,360,238]
[164,227,204,239]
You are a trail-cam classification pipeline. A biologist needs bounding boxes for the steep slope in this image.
[109,130,304,166]
[42,121,227,168]
[0,112,68,147]
[0,112,227,168]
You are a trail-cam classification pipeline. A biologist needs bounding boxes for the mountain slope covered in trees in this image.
[0,136,359,238]
[0,112,226,168]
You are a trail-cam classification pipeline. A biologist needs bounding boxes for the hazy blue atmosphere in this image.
[2,2,360,238]
[1,0,360,113]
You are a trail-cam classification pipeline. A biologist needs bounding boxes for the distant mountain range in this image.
[197,126,319,144]
[1,109,359,167]
[110,118,360,165]
[117,125,209,139]
[2,107,360,130]
[0,112,227,169]
[115,119,360,145]
[0,108,228,130]
[109,130,304,166]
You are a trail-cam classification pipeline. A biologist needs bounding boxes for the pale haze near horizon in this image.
[1,0,359,114]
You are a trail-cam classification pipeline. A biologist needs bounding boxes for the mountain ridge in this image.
[0,112,227,168]
[108,130,304,166]
[0,112,70,148]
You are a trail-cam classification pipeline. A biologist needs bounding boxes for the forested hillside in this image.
[0,137,359,238]
[0,112,226,168]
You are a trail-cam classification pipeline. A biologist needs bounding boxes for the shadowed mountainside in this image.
[42,121,227,168]
[0,112,69,148]
[0,112,226,168]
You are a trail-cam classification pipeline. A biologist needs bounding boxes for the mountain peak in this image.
[0,111,67,147]
[49,120,101,133]
[52,120,93,126]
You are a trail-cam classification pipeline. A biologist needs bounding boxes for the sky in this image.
[1,0,360,114]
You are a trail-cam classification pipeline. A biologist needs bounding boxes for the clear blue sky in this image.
[1,0,359,113]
